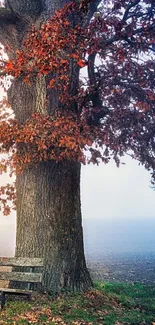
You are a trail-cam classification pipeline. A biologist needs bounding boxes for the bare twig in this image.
[122,0,140,22]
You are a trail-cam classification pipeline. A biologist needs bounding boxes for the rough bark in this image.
[15,161,92,292]
[0,0,99,293]
[6,74,92,293]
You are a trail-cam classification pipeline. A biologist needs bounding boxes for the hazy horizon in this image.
[1,217,155,257]
[83,217,155,256]
[1,156,155,258]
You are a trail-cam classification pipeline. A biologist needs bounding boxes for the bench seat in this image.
[0,257,44,309]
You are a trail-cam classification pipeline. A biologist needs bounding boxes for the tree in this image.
[0,0,154,293]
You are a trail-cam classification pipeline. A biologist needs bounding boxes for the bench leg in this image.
[27,294,31,301]
[1,292,6,310]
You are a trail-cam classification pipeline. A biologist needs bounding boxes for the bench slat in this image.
[0,288,32,294]
[0,272,42,282]
[0,258,44,267]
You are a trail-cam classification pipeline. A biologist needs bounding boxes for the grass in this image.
[0,282,155,324]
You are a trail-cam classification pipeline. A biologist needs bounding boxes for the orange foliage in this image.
[1,2,87,101]
[0,113,104,169]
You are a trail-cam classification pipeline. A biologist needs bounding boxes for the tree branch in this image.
[79,0,101,28]
[0,6,31,58]
[122,0,140,22]
[88,0,101,20]
[98,8,155,52]
[80,52,109,126]
[0,7,24,49]
[123,1,155,22]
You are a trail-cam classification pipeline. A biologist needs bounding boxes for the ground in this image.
[0,282,155,324]
[87,252,155,284]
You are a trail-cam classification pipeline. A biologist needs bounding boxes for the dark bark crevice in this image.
[0,7,21,24]
[0,12,31,58]
[80,0,101,28]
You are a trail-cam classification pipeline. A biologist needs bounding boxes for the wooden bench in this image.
[0,257,44,309]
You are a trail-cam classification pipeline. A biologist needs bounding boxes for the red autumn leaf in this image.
[77,60,85,68]
[6,61,14,70]
[71,53,79,59]
[48,79,55,87]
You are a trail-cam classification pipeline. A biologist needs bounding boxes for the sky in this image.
[1,150,155,224]
[82,157,155,220]
[1,155,155,256]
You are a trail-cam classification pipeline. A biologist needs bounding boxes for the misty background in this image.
[0,157,155,259]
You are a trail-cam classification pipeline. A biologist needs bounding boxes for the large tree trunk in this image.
[6,76,92,293]
[0,0,99,294]
[15,160,92,293]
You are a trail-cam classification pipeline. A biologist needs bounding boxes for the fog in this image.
[0,223,16,256]
[83,218,155,257]
[0,155,155,258]
[1,217,155,258]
